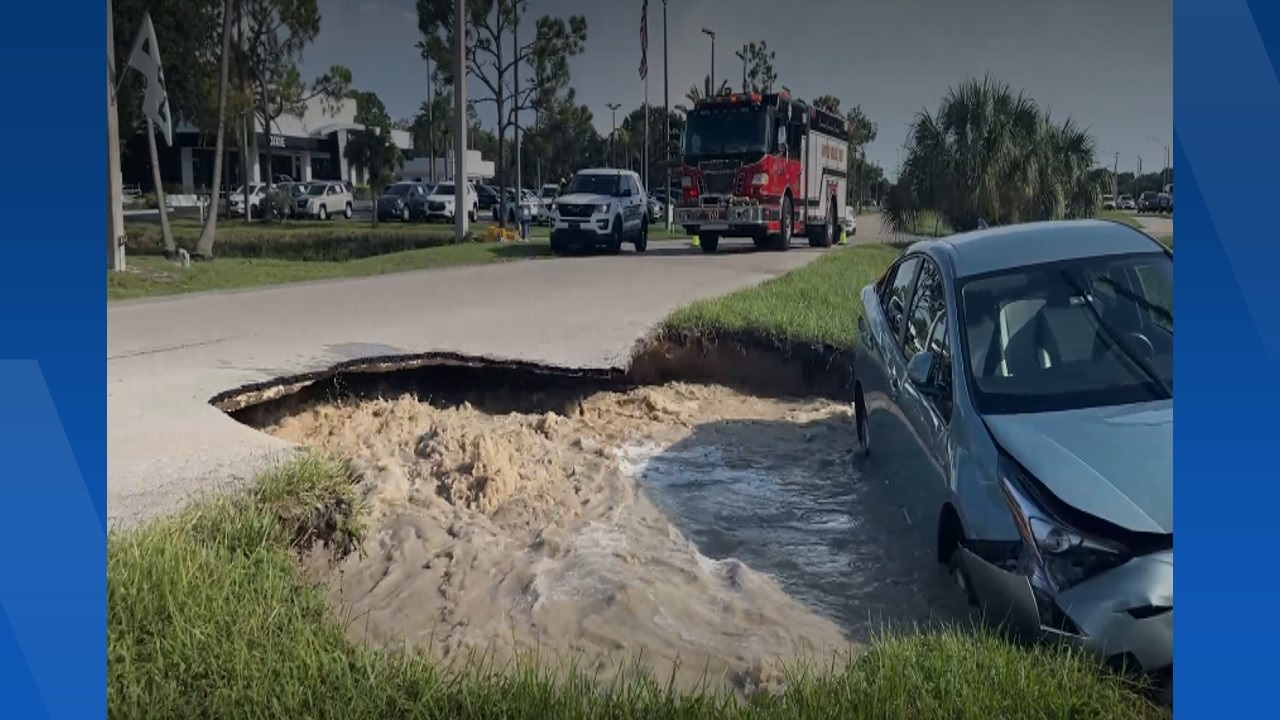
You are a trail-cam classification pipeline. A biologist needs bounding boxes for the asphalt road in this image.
[108,242,836,527]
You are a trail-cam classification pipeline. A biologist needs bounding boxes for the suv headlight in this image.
[596,203,610,214]
[998,455,1129,594]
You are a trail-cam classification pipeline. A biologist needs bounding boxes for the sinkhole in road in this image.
[216,349,969,693]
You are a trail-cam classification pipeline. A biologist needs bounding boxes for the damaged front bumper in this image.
[960,547,1172,675]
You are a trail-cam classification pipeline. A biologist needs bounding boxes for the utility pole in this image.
[107,0,126,271]
[607,102,621,167]
[453,0,468,239]
[1113,151,1120,198]
[663,0,671,228]
[1136,155,1143,196]
[702,28,716,96]
[735,48,747,92]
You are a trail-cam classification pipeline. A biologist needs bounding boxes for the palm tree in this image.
[883,75,1102,236]
[344,123,404,227]
[684,75,732,106]
[195,0,235,259]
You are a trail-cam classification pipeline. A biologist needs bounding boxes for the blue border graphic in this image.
[0,0,1273,716]
[0,3,107,718]
[1177,0,1280,714]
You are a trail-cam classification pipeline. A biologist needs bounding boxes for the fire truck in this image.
[674,91,850,253]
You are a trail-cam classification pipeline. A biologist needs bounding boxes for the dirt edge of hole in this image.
[212,332,857,434]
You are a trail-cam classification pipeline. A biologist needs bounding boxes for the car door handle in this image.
[889,376,901,397]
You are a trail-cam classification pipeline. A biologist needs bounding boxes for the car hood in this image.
[425,194,457,202]
[556,193,612,205]
[984,400,1172,534]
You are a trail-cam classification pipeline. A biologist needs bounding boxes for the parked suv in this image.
[549,168,649,255]
[423,181,479,223]
[295,181,354,220]
[1137,191,1160,213]
[377,182,430,221]
[228,183,267,218]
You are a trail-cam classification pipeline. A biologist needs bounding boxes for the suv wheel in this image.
[401,205,410,222]
[635,217,649,253]
[344,202,353,219]
[318,205,328,221]
[606,218,624,254]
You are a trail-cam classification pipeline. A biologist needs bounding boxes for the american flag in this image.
[639,0,648,80]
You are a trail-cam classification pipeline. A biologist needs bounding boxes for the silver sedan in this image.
[852,219,1172,687]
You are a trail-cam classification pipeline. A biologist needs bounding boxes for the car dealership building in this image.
[121,96,415,194]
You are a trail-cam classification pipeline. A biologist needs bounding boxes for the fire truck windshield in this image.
[683,108,771,158]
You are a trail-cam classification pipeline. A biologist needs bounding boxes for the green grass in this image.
[1097,210,1143,229]
[109,240,552,301]
[664,244,901,348]
[109,455,1168,719]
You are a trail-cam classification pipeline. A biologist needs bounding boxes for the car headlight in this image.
[998,455,1129,594]
[751,172,768,186]
[596,203,610,214]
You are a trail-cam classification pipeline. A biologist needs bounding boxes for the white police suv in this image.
[549,168,649,255]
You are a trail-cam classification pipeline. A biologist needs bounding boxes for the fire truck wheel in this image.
[699,233,720,253]
[810,202,835,248]
[771,195,794,251]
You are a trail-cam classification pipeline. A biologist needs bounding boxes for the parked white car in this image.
[423,181,479,223]
[294,181,353,220]
[841,206,858,236]
[228,183,266,218]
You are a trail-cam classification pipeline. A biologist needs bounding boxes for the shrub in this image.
[125,222,462,261]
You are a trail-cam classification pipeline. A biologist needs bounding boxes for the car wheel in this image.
[606,218,623,254]
[550,234,569,256]
[635,217,649,253]
[700,232,720,254]
[948,549,980,608]
[469,208,477,223]
[854,385,871,457]
[344,202,353,219]
[318,205,328,221]
[401,206,411,222]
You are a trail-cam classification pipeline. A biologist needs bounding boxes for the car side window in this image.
[903,259,954,420]
[880,255,920,341]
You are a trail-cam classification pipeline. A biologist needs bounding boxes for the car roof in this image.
[575,168,639,177]
[910,220,1165,279]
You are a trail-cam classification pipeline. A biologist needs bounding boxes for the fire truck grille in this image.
[701,172,736,196]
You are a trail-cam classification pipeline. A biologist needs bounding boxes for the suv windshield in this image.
[960,251,1172,414]
[684,108,770,157]
[433,184,454,195]
[305,184,327,196]
[566,173,623,195]
[383,184,412,196]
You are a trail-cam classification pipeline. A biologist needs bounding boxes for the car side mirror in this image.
[907,351,937,392]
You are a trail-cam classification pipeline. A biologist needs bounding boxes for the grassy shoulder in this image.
[109,455,1167,719]
[109,240,551,301]
[664,244,901,349]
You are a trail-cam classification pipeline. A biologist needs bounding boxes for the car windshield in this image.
[540,187,557,198]
[290,184,308,195]
[305,184,327,196]
[433,184,454,195]
[684,107,770,157]
[959,251,1172,414]
[383,184,411,196]
[566,173,623,195]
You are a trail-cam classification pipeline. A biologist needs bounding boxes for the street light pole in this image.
[663,0,671,228]
[734,49,747,92]
[607,102,621,167]
[453,0,468,239]
[701,28,716,96]
[426,57,436,183]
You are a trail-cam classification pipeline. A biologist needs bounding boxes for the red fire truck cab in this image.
[675,91,850,253]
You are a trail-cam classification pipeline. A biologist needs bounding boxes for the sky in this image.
[303,0,1171,178]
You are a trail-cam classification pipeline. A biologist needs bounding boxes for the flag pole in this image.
[641,0,650,193]
[107,0,126,271]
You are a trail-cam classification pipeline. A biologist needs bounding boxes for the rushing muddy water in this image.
[269,381,969,694]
